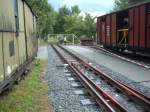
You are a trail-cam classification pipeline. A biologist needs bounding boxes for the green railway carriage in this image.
[0,0,38,93]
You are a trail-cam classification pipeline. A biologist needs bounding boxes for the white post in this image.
[95,33,97,45]
[72,34,75,45]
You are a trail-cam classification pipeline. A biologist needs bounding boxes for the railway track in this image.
[52,45,150,112]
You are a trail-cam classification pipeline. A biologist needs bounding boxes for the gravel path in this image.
[37,46,48,59]
[45,46,101,112]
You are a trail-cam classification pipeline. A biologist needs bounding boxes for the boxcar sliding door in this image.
[129,5,146,49]
[106,15,111,46]
[101,17,106,45]
[111,14,116,47]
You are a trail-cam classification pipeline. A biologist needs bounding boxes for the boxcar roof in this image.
[97,1,150,18]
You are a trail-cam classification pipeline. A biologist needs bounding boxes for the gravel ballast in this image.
[64,46,150,97]
[46,46,101,112]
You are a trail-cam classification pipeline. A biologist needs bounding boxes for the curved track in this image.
[52,45,150,112]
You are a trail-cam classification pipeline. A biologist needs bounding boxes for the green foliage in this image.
[27,1,96,40]
[54,5,96,39]
[82,13,96,38]
[113,0,129,11]
[71,5,81,15]
[0,60,51,112]
[48,37,60,44]
[26,0,55,39]
[54,5,70,34]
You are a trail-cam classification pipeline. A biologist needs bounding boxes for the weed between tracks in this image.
[0,60,53,112]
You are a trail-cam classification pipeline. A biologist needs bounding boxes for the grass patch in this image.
[0,60,53,112]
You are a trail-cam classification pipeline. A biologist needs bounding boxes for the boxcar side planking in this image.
[0,0,38,93]
[97,2,150,53]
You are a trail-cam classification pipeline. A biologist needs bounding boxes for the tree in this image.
[27,1,96,41]
[54,5,71,33]
[26,0,55,39]
[82,13,96,38]
[113,0,129,11]
[71,5,81,15]
[54,5,96,39]
[64,15,84,36]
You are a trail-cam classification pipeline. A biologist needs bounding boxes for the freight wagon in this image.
[97,2,150,53]
[0,0,38,93]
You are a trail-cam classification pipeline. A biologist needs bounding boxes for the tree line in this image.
[27,0,133,40]
[26,0,96,40]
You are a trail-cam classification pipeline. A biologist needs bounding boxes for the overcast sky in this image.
[48,0,114,17]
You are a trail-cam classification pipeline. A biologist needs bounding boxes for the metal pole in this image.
[95,33,97,45]
[72,34,74,45]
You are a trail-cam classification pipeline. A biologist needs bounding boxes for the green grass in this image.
[0,60,53,112]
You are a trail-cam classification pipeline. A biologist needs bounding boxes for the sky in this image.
[48,0,115,17]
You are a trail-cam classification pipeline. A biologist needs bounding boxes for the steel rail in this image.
[51,45,116,112]
[52,45,130,111]
[58,45,150,111]
[72,63,128,112]
[70,63,116,112]
[81,61,150,110]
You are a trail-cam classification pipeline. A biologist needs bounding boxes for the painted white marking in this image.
[65,73,72,76]
[71,83,81,87]
[67,77,75,81]
[63,64,69,66]
[80,99,95,105]
[115,94,119,97]
[74,90,85,95]
[89,76,94,80]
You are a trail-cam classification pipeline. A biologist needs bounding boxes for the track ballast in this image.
[52,45,150,112]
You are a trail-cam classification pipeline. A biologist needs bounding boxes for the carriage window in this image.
[9,41,15,57]
[14,0,19,36]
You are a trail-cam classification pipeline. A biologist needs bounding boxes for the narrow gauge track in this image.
[52,45,150,112]
[92,47,150,69]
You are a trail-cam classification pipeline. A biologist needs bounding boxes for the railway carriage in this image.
[97,2,150,53]
[0,0,38,93]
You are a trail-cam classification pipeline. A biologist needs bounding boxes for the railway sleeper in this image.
[58,45,150,111]
[69,66,115,112]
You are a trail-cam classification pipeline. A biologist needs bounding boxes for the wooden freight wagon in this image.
[97,2,150,53]
[0,0,37,93]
